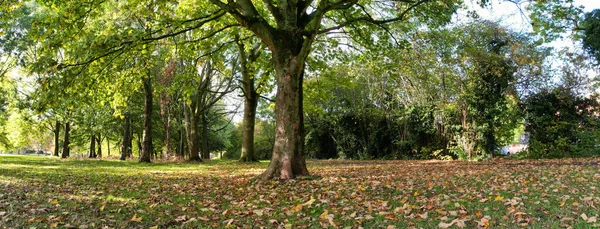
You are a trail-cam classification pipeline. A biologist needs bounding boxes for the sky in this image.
[469,0,600,48]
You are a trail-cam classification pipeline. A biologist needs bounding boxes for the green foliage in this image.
[582,9,600,64]
[523,88,600,158]
[253,119,275,160]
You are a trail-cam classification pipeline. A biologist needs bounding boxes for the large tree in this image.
[206,0,461,179]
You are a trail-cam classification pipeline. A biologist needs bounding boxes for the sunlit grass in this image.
[1,155,599,228]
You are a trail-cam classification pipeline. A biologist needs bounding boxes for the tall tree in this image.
[207,0,461,179]
[235,35,271,162]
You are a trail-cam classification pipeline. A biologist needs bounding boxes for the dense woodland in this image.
[1,0,599,180]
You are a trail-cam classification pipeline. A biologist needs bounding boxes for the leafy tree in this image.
[523,87,600,158]
[582,9,600,64]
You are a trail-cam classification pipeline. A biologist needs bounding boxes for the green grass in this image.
[1,155,599,228]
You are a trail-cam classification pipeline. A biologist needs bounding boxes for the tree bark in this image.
[184,103,201,161]
[240,94,258,162]
[201,112,210,160]
[259,41,310,180]
[164,113,172,158]
[107,138,110,157]
[61,122,70,158]
[53,120,60,157]
[89,134,96,158]
[97,135,102,158]
[120,112,132,160]
[139,76,153,163]
[236,38,261,162]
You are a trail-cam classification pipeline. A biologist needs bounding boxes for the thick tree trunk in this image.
[120,112,132,160]
[140,76,153,163]
[61,122,70,158]
[97,135,102,158]
[259,48,309,180]
[239,95,258,162]
[53,121,60,157]
[184,103,202,161]
[89,134,96,158]
[201,113,210,160]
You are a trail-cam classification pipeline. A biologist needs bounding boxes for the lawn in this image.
[1,155,599,228]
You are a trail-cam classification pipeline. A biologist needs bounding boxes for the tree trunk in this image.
[139,76,153,163]
[164,113,172,158]
[89,134,96,158]
[120,112,132,160]
[184,102,202,161]
[53,121,60,157]
[259,47,309,180]
[136,135,142,158]
[61,122,70,158]
[179,126,186,158]
[201,112,210,160]
[97,135,102,158]
[240,94,258,162]
[107,138,110,157]
[236,38,260,162]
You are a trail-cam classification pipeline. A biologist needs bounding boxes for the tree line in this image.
[0,0,599,180]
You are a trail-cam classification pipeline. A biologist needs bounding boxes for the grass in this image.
[1,155,599,228]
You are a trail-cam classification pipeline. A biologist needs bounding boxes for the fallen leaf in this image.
[438,221,454,228]
[130,214,143,222]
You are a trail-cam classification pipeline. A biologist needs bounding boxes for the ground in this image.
[1,155,599,228]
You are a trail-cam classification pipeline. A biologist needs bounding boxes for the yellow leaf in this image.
[50,199,58,205]
[131,214,143,222]
[494,196,504,202]
[320,209,329,219]
[294,204,302,212]
[100,204,105,211]
[358,185,365,191]
[149,226,158,229]
[414,191,419,197]
[303,197,316,207]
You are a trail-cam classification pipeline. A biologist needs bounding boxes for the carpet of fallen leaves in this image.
[1,155,600,229]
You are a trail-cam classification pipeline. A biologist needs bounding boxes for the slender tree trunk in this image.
[179,127,185,158]
[259,47,309,180]
[140,76,153,163]
[97,135,102,158]
[120,112,132,160]
[236,38,260,162]
[107,138,110,157]
[61,122,70,158]
[201,113,209,160]
[240,94,258,162]
[165,113,172,158]
[136,135,142,158]
[53,121,60,157]
[89,134,96,158]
